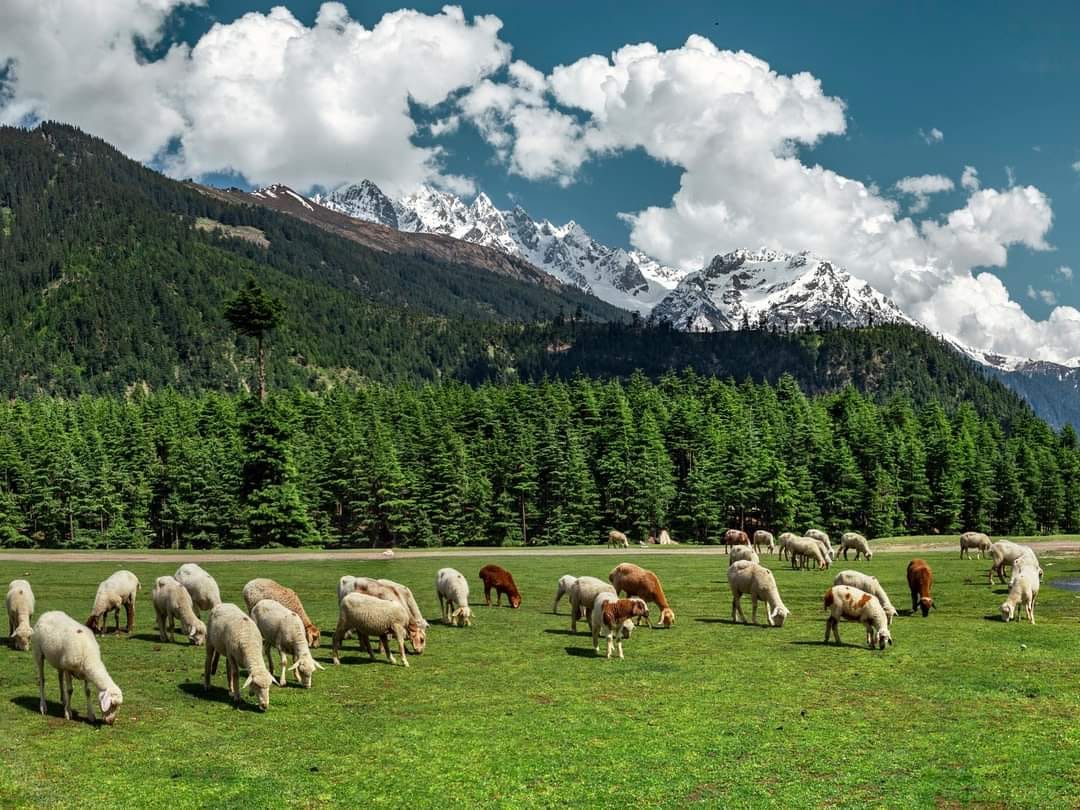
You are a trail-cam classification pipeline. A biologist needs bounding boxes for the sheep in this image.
[832,570,898,625]
[906,559,935,617]
[552,575,578,615]
[722,528,751,550]
[727,560,790,627]
[250,599,324,687]
[6,579,35,651]
[33,611,123,724]
[777,532,799,561]
[174,563,222,613]
[332,592,410,666]
[381,549,395,558]
[838,532,873,561]
[788,536,829,570]
[435,568,473,627]
[607,529,629,548]
[729,545,759,565]
[806,528,831,546]
[823,585,893,649]
[960,531,992,559]
[151,576,207,646]
[87,570,140,635]
[658,529,677,545]
[568,576,616,633]
[204,603,274,710]
[608,563,675,627]
[345,577,425,653]
[752,530,775,554]
[987,541,1040,586]
[1000,560,1040,624]
[241,578,320,648]
[478,564,522,608]
[590,593,649,659]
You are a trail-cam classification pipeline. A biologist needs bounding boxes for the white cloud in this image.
[895,173,954,213]
[0,1,512,195]
[919,127,944,144]
[1027,285,1057,305]
[429,115,461,137]
[1058,265,1074,281]
[1005,166,1016,188]
[1072,160,1080,173]
[960,165,980,191]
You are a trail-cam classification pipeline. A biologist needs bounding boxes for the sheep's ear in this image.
[314,660,326,670]
[289,661,301,672]
[99,690,112,713]
[242,675,253,690]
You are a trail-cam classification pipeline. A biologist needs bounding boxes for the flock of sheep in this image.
[2,529,1046,723]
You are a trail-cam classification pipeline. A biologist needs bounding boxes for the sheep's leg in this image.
[605,632,614,659]
[396,630,409,668]
[484,585,492,607]
[592,622,601,652]
[83,676,95,723]
[58,670,70,720]
[616,637,624,659]
[278,650,288,686]
[751,595,759,625]
[332,621,345,665]
[36,654,47,716]
[124,600,135,633]
[203,648,214,689]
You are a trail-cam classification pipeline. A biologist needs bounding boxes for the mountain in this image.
[312,180,398,229]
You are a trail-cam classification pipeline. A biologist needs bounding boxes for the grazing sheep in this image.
[608,563,675,627]
[151,576,207,646]
[241,578,320,648]
[727,561,790,627]
[568,576,616,633]
[346,577,425,654]
[823,585,893,649]
[788,537,829,570]
[6,579,35,651]
[658,529,677,545]
[1000,561,1040,624]
[729,546,760,565]
[590,594,649,659]
[332,592,410,667]
[906,559,935,617]
[722,528,751,550]
[752,530,775,554]
[777,532,799,561]
[87,570,140,635]
[607,530,630,548]
[377,579,428,646]
[33,611,123,724]
[832,570,898,625]
[204,603,274,710]
[552,575,578,615]
[478,564,522,608]
[806,529,831,546]
[381,549,395,558]
[250,599,324,687]
[839,532,873,561]
[987,541,1040,586]
[960,531,992,559]
[435,568,473,627]
[174,563,222,613]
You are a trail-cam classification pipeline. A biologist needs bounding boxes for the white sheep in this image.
[777,531,799,560]
[435,568,472,627]
[608,529,630,548]
[960,531,992,559]
[33,611,123,724]
[151,576,207,645]
[6,579,35,651]
[727,561,790,627]
[752,530,775,554]
[838,532,873,561]
[823,585,893,649]
[332,592,411,666]
[250,599,324,687]
[729,545,760,565]
[344,577,425,653]
[175,563,222,613]
[204,603,274,710]
[87,570,140,634]
[568,576,616,633]
[788,536,829,570]
[832,570,898,625]
[552,575,578,615]
[806,528,831,548]
[1000,561,1040,624]
[987,541,1040,585]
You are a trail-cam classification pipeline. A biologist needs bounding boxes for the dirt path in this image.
[1,540,1078,563]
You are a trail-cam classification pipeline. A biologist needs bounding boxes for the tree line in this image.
[0,373,1074,549]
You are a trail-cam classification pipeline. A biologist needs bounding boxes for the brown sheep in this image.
[600,598,650,659]
[478,565,522,609]
[241,579,320,648]
[722,528,751,550]
[608,563,675,627]
[906,559,935,617]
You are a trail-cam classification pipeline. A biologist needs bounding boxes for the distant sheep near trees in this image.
[960,532,992,559]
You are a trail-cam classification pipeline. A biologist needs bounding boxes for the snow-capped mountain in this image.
[651,248,917,332]
[317,182,690,313]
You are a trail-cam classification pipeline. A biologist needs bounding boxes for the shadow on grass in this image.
[982,614,1007,622]
[177,682,263,711]
[131,633,169,643]
[564,646,598,658]
[542,628,577,636]
[789,640,866,649]
[696,618,769,628]
[10,695,100,724]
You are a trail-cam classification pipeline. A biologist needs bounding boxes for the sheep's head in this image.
[11,625,33,651]
[1000,602,1014,622]
[244,671,274,710]
[305,624,321,649]
[98,686,122,725]
[918,597,933,617]
[769,605,790,628]
[875,627,893,649]
[407,622,426,654]
[865,551,874,561]
[659,607,675,628]
[85,614,103,635]
[885,607,899,626]
[188,619,207,646]
[291,653,324,688]
[452,606,473,627]
[509,592,522,609]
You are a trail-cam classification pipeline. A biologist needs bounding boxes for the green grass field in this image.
[1,550,1078,807]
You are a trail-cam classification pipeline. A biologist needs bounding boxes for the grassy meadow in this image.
[1,548,1078,807]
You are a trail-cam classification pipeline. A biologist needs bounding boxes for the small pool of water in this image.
[1049,577,1080,592]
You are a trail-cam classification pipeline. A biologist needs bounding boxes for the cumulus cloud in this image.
[0,1,511,194]
[919,127,944,144]
[961,165,980,191]
[1072,160,1080,173]
[895,174,954,213]
[1058,265,1074,281]
[1027,286,1057,306]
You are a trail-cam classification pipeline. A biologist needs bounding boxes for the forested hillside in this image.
[0,375,1073,549]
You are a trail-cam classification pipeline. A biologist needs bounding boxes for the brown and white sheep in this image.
[478,565,522,608]
[608,563,675,627]
[906,559,934,617]
[823,585,893,649]
[241,578,321,648]
[594,595,649,659]
[722,528,751,550]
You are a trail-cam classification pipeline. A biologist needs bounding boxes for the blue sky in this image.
[2,0,1079,360]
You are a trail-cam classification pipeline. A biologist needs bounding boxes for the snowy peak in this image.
[251,184,314,211]
[313,180,397,228]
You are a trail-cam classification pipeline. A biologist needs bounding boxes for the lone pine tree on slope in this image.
[224,277,285,402]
